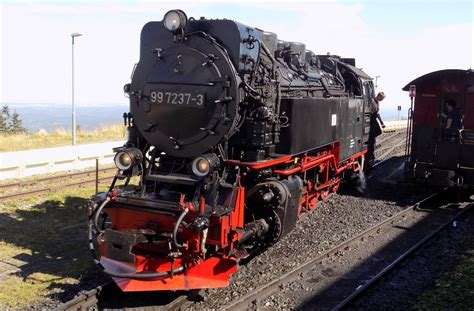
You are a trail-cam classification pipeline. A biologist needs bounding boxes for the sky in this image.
[0,0,473,117]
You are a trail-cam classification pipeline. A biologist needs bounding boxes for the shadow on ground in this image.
[339,156,435,207]
[297,192,474,310]
[0,195,107,307]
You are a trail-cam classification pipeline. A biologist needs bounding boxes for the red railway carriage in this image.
[404,69,474,187]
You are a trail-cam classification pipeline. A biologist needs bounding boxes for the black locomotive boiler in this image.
[88,10,376,291]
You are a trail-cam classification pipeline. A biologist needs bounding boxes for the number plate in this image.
[150,89,206,108]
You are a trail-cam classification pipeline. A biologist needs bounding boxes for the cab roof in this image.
[402,69,472,91]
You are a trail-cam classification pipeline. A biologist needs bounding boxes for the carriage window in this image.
[362,82,373,99]
[439,95,463,142]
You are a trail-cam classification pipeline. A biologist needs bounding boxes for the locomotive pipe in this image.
[260,40,282,116]
[173,208,189,248]
[199,197,205,214]
[219,181,235,189]
[93,197,111,234]
[315,75,333,96]
[273,154,357,176]
[104,266,185,280]
[282,50,338,95]
[287,61,333,96]
[108,175,118,192]
[201,228,209,256]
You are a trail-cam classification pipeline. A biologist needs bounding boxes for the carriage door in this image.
[435,92,463,170]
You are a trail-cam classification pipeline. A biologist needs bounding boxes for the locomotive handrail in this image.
[146,81,217,87]
[147,172,199,185]
[405,107,413,158]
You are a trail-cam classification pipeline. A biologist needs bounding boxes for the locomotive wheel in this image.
[267,210,283,245]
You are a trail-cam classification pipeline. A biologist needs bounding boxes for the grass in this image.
[0,184,109,308]
[0,123,126,152]
[414,248,474,310]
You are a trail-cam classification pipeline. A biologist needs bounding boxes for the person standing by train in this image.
[444,99,462,129]
[367,91,386,164]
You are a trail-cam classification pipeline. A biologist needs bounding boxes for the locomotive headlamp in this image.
[114,147,143,171]
[192,157,211,177]
[191,154,220,177]
[163,10,187,33]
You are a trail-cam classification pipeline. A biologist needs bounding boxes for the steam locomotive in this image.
[88,10,375,292]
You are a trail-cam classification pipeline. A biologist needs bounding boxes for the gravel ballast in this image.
[189,155,434,309]
[38,131,420,309]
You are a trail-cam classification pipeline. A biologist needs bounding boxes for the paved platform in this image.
[383,120,408,131]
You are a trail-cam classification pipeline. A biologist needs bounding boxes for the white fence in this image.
[0,141,125,181]
[0,120,408,181]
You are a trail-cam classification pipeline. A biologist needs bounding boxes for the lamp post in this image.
[375,75,381,90]
[71,32,82,146]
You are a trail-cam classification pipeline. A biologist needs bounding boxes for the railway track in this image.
[332,194,473,310]
[56,282,200,310]
[56,283,107,311]
[374,129,407,161]
[0,167,116,191]
[220,189,472,310]
[0,167,116,203]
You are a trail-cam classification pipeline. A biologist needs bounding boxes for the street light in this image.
[375,75,381,90]
[71,32,83,146]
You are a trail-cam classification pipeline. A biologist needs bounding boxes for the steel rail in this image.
[0,167,116,190]
[375,137,407,161]
[56,282,200,311]
[220,191,440,311]
[0,176,115,202]
[55,283,108,311]
[369,150,403,171]
[376,129,406,147]
[332,201,473,311]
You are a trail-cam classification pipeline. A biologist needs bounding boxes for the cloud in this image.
[364,22,472,116]
[1,0,472,117]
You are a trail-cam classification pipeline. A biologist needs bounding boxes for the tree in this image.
[10,111,26,133]
[2,105,10,118]
[0,104,27,133]
[0,105,9,132]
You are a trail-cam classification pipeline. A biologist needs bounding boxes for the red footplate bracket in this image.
[101,255,237,291]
